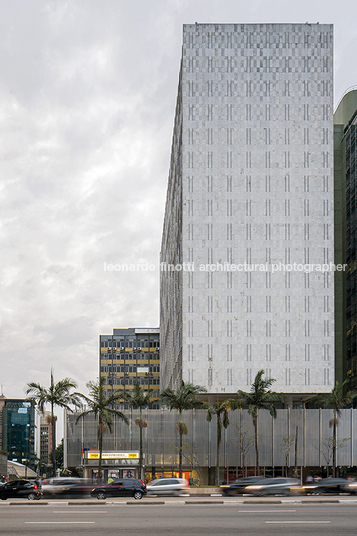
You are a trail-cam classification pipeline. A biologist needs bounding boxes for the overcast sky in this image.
[1,0,357,404]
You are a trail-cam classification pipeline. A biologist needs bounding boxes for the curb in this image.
[1,498,356,506]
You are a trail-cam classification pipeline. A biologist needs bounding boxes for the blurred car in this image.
[220,476,266,496]
[0,479,42,500]
[146,478,189,496]
[342,480,357,495]
[42,477,93,498]
[245,477,301,496]
[303,477,350,495]
[91,478,146,500]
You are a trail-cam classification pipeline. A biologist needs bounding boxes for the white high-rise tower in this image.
[160,23,334,402]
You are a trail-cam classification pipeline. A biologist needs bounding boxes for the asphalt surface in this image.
[0,500,357,536]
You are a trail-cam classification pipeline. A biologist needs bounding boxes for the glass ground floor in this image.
[67,408,357,485]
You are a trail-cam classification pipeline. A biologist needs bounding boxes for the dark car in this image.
[244,477,301,496]
[42,477,93,498]
[220,476,266,496]
[0,479,42,501]
[303,478,350,495]
[91,478,146,500]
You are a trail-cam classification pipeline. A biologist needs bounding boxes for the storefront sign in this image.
[84,451,138,460]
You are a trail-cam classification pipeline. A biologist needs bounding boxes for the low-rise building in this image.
[66,408,357,485]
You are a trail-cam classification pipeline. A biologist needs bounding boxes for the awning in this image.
[7,461,37,478]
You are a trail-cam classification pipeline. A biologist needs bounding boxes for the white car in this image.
[146,478,188,496]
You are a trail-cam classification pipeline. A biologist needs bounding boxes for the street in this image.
[0,500,357,536]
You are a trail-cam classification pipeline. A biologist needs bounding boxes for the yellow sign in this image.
[84,451,138,460]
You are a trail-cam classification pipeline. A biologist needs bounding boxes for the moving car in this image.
[0,479,42,500]
[146,478,188,496]
[303,477,350,495]
[91,478,146,500]
[342,480,357,495]
[244,477,301,496]
[220,476,266,496]
[42,477,93,498]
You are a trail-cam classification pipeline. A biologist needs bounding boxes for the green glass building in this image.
[0,398,36,470]
[334,89,357,389]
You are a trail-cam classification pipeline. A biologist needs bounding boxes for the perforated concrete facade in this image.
[160,23,334,397]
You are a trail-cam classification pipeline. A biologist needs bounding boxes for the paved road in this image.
[1,501,357,536]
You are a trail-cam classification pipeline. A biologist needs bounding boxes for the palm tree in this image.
[206,399,233,486]
[160,381,207,477]
[309,378,357,477]
[119,382,157,479]
[75,377,129,480]
[26,369,82,475]
[235,370,284,475]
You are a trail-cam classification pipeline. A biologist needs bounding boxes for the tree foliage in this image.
[119,382,157,478]
[309,378,357,476]
[160,382,207,413]
[160,381,206,477]
[26,369,82,474]
[206,399,233,486]
[234,370,284,474]
[76,377,129,479]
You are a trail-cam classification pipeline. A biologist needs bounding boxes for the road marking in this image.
[265,521,331,524]
[239,509,296,513]
[53,511,107,513]
[25,522,95,524]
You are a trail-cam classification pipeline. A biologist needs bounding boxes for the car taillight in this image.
[140,480,145,487]
[34,485,38,490]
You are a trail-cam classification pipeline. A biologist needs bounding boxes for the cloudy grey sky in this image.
[1,0,357,403]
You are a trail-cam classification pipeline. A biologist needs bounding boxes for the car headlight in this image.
[246,485,262,490]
